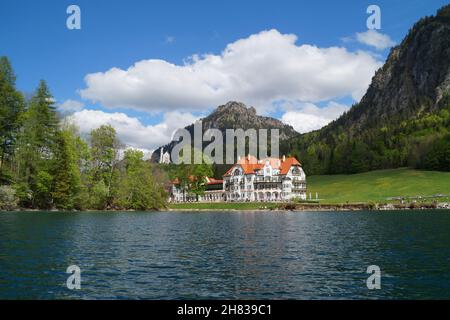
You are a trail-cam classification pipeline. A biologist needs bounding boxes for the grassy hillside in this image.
[308,168,450,204]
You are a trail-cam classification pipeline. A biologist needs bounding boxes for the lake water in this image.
[0,210,449,300]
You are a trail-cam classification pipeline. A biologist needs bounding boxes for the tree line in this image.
[0,57,167,211]
[283,95,450,175]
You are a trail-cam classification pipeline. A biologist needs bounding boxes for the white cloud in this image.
[165,36,175,44]
[58,99,84,112]
[355,30,395,50]
[281,101,349,134]
[67,109,199,153]
[80,29,382,114]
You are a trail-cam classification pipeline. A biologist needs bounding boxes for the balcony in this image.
[254,177,282,183]
[292,187,307,192]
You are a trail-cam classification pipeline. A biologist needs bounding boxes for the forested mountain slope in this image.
[283,5,450,174]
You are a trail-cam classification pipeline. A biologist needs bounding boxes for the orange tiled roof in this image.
[206,177,223,185]
[172,176,223,185]
[171,175,195,185]
[224,156,301,176]
[224,155,261,176]
[280,157,301,174]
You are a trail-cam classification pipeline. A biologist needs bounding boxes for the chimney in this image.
[282,155,286,162]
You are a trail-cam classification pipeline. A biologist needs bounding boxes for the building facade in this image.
[223,155,306,202]
[169,155,306,202]
[169,177,224,202]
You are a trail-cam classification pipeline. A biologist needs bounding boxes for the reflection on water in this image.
[0,210,449,299]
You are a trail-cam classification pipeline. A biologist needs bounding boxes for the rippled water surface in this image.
[0,210,449,299]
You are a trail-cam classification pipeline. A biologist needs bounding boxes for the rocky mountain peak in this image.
[437,4,450,17]
[289,4,450,175]
[332,4,450,131]
[215,101,257,115]
[150,101,298,163]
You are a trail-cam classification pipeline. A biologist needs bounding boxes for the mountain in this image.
[284,5,450,174]
[151,101,299,163]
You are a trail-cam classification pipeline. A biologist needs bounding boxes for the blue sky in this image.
[1,0,447,152]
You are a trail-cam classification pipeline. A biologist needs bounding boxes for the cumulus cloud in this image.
[80,29,382,113]
[58,99,84,112]
[281,101,349,134]
[355,30,395,50]
[67,109,199,153]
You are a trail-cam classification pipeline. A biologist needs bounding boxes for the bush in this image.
[367,201,377,210]
[90,180,109,210]
[0,185,19,210]
[12,182,32,207]
[277,202,297,210]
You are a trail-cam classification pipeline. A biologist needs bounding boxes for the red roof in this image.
[224,156,301,177]
[280,157,301,174]
[206,177,223,185]
[171,176,195,185]
[172,176,222,185]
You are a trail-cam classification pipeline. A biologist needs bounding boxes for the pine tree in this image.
[0,57,24,183]
[52,129,83,210]
[15,80,59,208]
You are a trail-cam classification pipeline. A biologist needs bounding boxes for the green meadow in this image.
[308,168,450,204]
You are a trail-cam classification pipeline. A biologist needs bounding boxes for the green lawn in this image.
[308,168,450,204]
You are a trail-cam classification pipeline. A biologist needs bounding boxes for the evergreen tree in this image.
[14,80,59,208]
[0,57,24,183]
[52,128,84,210]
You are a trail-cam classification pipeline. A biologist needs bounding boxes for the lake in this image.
[0,210,449,299]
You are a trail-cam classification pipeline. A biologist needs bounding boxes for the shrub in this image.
[0,185,19,210]
[367,201,377,210]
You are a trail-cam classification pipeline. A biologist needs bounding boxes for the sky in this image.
[0,0,448,154]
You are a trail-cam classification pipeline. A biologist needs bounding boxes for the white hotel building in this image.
[222,155,307,202]
[169,155,307,203]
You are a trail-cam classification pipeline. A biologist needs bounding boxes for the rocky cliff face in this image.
[331,5,450,132]
[286,5,450,175]
[151,101,298,162]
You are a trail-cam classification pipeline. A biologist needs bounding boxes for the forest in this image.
[283,96,450,175]
[0,56,168,211]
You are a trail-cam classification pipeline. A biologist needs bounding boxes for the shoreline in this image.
[2,202,449,213]
[167,201,450,212]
